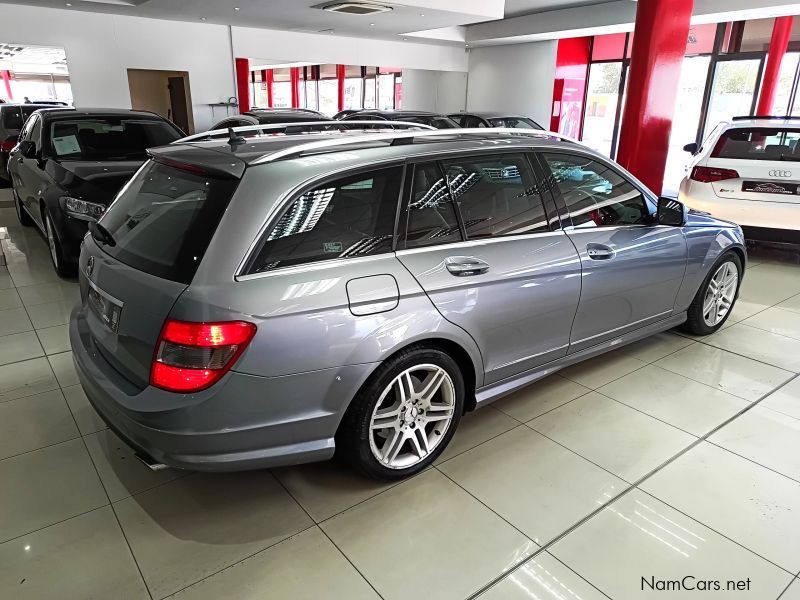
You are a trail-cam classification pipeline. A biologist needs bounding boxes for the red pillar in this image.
[337,64,346,111]
[290,67,300,108]
[756,16,794,115]
[266,69,274,108]
[1,70,12,101]
[235,58,251,114]
[616,0,694,195]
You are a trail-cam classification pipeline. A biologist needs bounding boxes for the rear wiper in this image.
[89,221,116,247]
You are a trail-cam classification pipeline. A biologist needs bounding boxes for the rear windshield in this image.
[49,117,181,160]
[407,116,460,129]
[712,128,800,161]
[96,161,239,283]
[488,117,543,130]
[2,106,41,131]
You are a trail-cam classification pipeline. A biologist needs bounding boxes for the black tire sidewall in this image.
[341,347,465,480]
[684,251,743,335]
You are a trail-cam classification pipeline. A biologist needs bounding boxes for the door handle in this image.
[17,157,23,164]
[445,256,490,277]
[586,243,615,260]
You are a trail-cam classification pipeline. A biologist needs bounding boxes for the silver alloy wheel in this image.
[45,213,59,269]
[702,261,738,327]
[369,363,456,469]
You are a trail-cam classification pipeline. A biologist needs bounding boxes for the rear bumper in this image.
[70,306,376,471]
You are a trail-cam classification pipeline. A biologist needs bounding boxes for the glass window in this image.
[543,153,649,228]
[487,117,543,130]
[378,74,395,110]
[405,162,462,248]
[712,128,800,161]
[441,154,548,238]
[774,52,799,116]
[97,161,239,284]
[582,62,623,157]
[704,59,762,136]
[272,82,292,108]
[2,105,41,131]
[248,166,402,273]
[48,117,181,160]
[364,78,376,109]
[344,78,363,110]
[318,79,338,116]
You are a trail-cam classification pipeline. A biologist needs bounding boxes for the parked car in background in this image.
[342,109,460,129]
[448,111,545,130]
[70,127,745,481]
[1,103,64,184]
[333,109,362,120]
[680,116,800,244]
[210,108,332,131]
[8,108,184,276]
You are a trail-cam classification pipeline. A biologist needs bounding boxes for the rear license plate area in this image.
[88,283,123,333]
[742,181,800,195]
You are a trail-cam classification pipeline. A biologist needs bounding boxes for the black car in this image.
[333,109,362,120]
[210,108,332,130]
[342,110,460,129]
[1,103,64,183]
[448,111,545,130]
[8,108,184,276]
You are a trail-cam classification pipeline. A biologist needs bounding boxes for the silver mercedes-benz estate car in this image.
[70,126,746,480]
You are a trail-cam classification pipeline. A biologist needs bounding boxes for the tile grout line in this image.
[465,370,800,600]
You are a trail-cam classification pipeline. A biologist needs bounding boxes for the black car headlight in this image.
[60,196,106,221]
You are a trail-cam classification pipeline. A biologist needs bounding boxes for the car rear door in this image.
[537,151,688,354]
[396,153,582,385]
[704,127,800,207]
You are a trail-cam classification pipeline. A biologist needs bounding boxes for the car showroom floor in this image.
[1,187,800,600]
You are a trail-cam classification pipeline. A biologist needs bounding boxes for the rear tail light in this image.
[690,166,740,183]
[0,138,17,153]
[150,320,257,393]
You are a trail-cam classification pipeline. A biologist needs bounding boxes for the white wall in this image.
[232,26,469,73]
[0,4,236,132]
[402,69,467,113]
[466,41,557,127]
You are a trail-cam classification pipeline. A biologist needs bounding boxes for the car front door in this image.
[396,153,582,385]
[538,151,688,354]
[11,113,45,227]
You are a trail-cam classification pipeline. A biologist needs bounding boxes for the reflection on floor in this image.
[1,185,800,599]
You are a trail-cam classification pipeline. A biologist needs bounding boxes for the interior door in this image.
[396,156,582,385]
[167,76,190,134]
[539,151,688,353]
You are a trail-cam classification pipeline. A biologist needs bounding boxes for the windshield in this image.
[406,116,460,129]
[488,117,543,130]
[48,117,181,161]
[96,161,239,283]
[712,128,800,161]
[2,106,42,131]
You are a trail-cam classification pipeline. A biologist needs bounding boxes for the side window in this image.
[542,153,649,228]
[247,166,402,273]
[465,116,487,128]
[29,116,42,147]
[405,162,463,249]
[442,153,549,238]
[20,114,38,142]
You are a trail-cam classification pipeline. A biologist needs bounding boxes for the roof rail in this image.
[174,120,436,144]
[732,115,800,121]
[250,127,580,165]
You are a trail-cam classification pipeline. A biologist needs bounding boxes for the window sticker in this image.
[323,242,343,253]
[52,135,81,156]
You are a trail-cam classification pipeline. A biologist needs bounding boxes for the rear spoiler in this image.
[147,145,245,179]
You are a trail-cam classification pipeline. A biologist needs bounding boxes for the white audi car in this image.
[679,117,800,244]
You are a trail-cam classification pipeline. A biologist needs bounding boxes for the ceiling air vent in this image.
[321,3,393,16]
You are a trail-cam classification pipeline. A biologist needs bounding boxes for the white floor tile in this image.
[656,343,793,401]
[435,405,518,463]
[16,280,80,308]
[0,307,33,336]
[643,442,800,572]
[703,324,800,373]
[47,351,79,387]
[0,439,107,543]
[616,333,695,364]
[598,365,750,436]
[550,489,792,599]
[0,507,149,600]
[492,375,591,423]
[560,351,647,390]
[529,392,695,482]
[710,406,800,482]
[61,384,107,436]
[322,469,536,600]
[439,426,625,544]
[479,552,610,600]
[0,389,78,459]
[35,324,70,355]
[113,472,313,598]
[0,331,43,366]
[170,527,379,600]
[782,579,800,600]
[0,357,58,403]
[778,293,800,315]
[742,307,800,341]
[26,298,78,330]
[0,287,22,311]
[760,376,800,420]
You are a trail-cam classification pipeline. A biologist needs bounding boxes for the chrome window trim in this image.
[394,230,567,256]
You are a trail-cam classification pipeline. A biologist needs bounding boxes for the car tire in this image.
[681,251,743,336]
[43,209,75,278]
[337,345,465,480]
[13,187,33,227]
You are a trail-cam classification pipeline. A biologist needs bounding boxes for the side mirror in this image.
[657,197,685,227]
[18,140,37,159]
[683,142,699,155]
